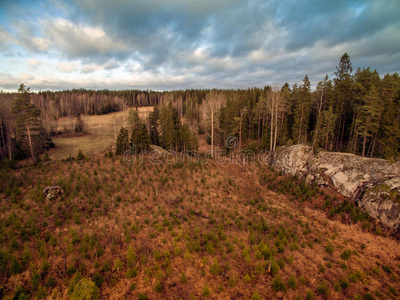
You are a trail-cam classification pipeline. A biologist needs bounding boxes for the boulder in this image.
[358,178,400,229]
[43,186,64,201]
[271,144,313,178]
[271,144,400,229]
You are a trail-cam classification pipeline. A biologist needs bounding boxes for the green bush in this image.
[287,275,297,290]
[251,291,262,300]
[92,272,104,287]
[271,275,286,292]
[340,249,352,260]
[70,278,98,300]
[77,151,86,161]
[10,258,23,275]
[325,243,334,254]
[316,282,330,296]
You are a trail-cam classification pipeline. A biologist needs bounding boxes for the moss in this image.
[365,184,400,204]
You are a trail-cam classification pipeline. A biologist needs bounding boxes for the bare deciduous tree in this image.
[200,92,226,156]
[267,86,286,152]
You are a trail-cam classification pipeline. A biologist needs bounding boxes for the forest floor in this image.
[48,107,153,160]
[1,154,400,300]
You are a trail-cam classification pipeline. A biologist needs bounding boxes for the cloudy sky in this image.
[0,0,399,92]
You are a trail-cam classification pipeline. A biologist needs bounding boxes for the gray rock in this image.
[43,186,64,201]
[271,144,313,177]
[271,145,400,229]
[358,178,400,229]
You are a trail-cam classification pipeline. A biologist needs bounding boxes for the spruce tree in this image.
[149,106,160,145]
[116,127,129,155]
[74,113,85,135]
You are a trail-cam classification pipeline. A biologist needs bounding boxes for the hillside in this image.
[1,155,400,299]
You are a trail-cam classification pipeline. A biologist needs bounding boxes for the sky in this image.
[0,0,399,92]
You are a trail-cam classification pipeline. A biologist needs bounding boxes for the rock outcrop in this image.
[271,145,400,229]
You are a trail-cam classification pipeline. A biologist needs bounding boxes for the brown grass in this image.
[46,107,153,160]
[1,157,399,300]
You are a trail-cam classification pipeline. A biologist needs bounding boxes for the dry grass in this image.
[1,156,400,300]
[46,107,153,160]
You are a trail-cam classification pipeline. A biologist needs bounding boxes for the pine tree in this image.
[334,53,353,149]
[11,84,43,164]
[293,75,311,144]
[319,106,337,150]
[380,73,400,159]
[355,85,382,157]
[312,75,331,149]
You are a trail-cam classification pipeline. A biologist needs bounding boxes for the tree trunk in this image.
[273,100,278,152]
[211,112,214,157]
[362,126,368,157]
[26,119,35,164]
[270,109,274,152]
[325,122,330,150]
[0,120,5,158]
[298,109,303,143]
[340,117,346,149]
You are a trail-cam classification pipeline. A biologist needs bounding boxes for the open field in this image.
[46,107,153,160]
[1,155,400,299]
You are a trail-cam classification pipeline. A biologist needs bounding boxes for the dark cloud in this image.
[0,0,399,91]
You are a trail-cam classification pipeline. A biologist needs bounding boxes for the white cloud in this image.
[43,18,128,58]
[56,62,80,73]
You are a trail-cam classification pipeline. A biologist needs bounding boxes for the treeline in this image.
[0,89,168,120]
[116,104,198,155]
[1,53,399,163]
[173,53,400,159]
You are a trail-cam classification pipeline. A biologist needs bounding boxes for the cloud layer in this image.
[0,0,399,91]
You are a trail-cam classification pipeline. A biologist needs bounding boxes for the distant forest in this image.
[0,53,399,163]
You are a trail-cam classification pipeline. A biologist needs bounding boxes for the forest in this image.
[0,53,400,165]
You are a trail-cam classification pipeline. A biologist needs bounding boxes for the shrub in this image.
[203,284,211,297]
[325,243,334,254]
[77,151,86,161]
[10,258,22,275]
[271,276,286,292]
[154,281,163,293]
[316,282,330,296]
[382,265,391,273]
[70,278,98,300]
[340,249,352,260]
[180,272,187,283]
[287,275,297,290]
[251,291,262,300]
[210,259,222,275]
[306,290,315,300]
[13,287,29,300]
[92,272,104,287]
[125,267,138,278]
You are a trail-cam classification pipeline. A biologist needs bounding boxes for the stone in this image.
[271,144,400,229]
[43,186,64,201]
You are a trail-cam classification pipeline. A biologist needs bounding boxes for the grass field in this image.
[1,155,400,299]
[47,107,153,160]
